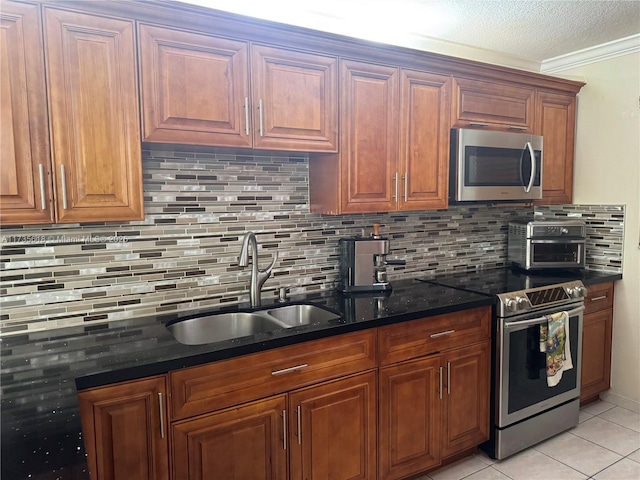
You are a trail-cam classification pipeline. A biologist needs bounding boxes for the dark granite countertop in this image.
[1,277,495,480]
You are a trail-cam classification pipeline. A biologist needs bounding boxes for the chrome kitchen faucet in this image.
[238,232,278,307]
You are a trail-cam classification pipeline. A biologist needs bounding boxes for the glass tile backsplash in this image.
[0,149,623,334]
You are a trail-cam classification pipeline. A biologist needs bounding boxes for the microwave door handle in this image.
[524,141,536,193]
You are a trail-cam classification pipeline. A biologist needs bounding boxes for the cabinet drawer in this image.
[584,282,614,315]
[378,307,491,366]
[170,329,376,419]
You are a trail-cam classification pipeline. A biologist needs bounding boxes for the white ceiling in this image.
[177,0,640,70]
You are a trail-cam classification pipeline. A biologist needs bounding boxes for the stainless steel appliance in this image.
[338,224,405,293]
[509,219,586,270]
[491,280,585,459]
[450,128,543,203]
[419,268,587,459]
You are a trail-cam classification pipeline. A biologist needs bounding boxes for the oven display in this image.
[526,287,568,306]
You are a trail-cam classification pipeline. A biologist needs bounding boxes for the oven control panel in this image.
[497,280,586,316]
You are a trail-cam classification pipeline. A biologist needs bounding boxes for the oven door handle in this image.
[504,305,584,329]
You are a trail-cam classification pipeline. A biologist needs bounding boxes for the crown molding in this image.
[541,34,640,73]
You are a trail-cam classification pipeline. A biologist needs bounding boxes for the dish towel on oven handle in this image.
[539,311,572,387]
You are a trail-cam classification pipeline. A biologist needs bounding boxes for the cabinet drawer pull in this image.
[244,96,250,135]
[446,362,451,395]
[38,164,46,210]
[158,392,165,439]
[60,165,68,210]
[296,405,301,444]
[282,409,287,450]
[271,363,308,376]
[438,366,443,400]
[590,295,608,302]
[258,98,264,136]
[468,122,489,127]
[508,125,528,130]
[430,329,455,338]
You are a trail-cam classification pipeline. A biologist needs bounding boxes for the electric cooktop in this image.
[418,267,591,297]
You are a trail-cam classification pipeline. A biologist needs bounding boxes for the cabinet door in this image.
[534,91,577,204]
[339,59,399,213]
[581,309,613,402]
[289,371,377,480]
[251,45,338,152]
[452,77,534,131]
[77,376,169,480]
[172,395,287,480]
[44,7,143,222]
[441,342,490,458]
[379,356,441,480]
[138,24,251,147]
[399,69,451,211]
[0,1,53,225]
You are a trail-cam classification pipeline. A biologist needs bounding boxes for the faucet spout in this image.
[238,232,278,307]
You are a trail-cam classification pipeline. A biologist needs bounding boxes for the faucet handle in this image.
[262,250,278,275]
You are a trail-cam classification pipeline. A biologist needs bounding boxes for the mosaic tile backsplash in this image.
[0,149,624,334]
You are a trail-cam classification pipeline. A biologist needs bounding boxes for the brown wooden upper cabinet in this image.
[534,90,577,205]
[452,77,535,132]
[1,3,144,225]
[138,24,338,152]
[309,60,450,214]
[1,1,53,225]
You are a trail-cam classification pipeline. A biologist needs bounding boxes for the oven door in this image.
[496,303,584,428]
[525,239,585,269]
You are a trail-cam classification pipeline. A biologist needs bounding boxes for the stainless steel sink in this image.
[167,312,286,345]
[167,304,341,345]
[266,304,341,327]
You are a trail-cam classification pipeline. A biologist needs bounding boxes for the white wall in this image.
[558,53,640,406]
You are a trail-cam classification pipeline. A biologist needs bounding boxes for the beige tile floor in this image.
[418,400,640,480]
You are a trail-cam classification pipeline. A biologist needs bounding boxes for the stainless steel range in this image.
[420,268,587,459]
[491,280,586,459]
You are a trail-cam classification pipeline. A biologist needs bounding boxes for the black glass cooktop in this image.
[419,267,590,296]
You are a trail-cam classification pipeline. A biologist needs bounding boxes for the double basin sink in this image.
[167,303,341,345]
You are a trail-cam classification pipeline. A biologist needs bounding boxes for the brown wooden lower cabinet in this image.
[172,394,288,480]
[172,371,376,480]
[378,341,490,480]
[580,281,615,404]
[289,371,377,480]
[441,342,490,458]
[379,356,441,480]
[77,376,169,480]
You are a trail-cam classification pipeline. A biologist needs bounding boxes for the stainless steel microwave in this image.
[450,128,543,203]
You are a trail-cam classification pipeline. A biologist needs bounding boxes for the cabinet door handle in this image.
[38,164,46,210]
[296,405,301,445]
[60,165,68,210]
[282,409,287,450]
[430,329,455,338]
[403,172,408,202]
[439,366,443,400]
[508,125,528,130]
[447,361,451,395]
[271,364,308,376]
[244,96,250,135]
[158,392,165,439]
[393,172,398,201]
[590,295,608,302]
[258,98,264,136]
[468,122,489,127]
